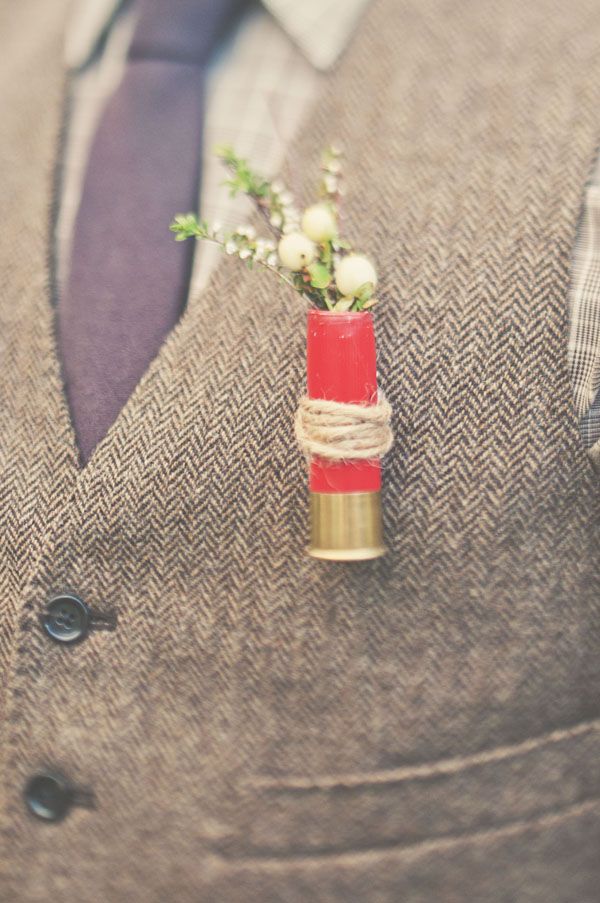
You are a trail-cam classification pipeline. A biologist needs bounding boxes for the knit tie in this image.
[60,0,249,463]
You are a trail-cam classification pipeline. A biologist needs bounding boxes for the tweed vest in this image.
[2,0,600,900]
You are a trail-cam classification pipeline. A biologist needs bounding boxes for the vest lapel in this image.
[0,0,79,625]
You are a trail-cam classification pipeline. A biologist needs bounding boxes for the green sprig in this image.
[215,144,270,199]
[169,145,379,313]
[170,213,211,241]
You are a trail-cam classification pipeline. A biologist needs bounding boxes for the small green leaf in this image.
[333,239,351,251]
[354,281,374,310]
[333,296,354,312]
[362,296,378,310]
[307,262,331,289]
[169,213,211,241]
[320,241,333,267]
[214,143,235,160]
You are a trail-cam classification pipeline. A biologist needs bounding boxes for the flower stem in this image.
[195,234,302,295]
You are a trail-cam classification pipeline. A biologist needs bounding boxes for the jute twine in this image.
[294,391,394,462]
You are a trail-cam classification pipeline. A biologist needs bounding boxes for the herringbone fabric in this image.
[1,0,600,900]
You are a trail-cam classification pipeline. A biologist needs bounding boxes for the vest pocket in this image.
[222,719,600,859]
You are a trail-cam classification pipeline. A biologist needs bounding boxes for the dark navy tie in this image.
[60,0,248,463]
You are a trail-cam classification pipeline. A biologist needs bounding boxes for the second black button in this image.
[42,594,90,645]
[24,771,73,822]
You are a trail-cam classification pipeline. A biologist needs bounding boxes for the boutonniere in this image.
[171,145,393,561]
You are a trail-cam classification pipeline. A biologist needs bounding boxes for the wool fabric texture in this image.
[1,0,600,900]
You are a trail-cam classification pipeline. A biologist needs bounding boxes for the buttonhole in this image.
[71,786,96,810]
[89,611,118,632]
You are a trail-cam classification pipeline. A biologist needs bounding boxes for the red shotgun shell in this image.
[305,310,385,560]
[307,310,381,493]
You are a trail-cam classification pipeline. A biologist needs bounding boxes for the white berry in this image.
[301,204,337,242]
[335,254,377,297]
[277,232,316,270]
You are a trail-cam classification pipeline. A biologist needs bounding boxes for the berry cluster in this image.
[170,145,379,312]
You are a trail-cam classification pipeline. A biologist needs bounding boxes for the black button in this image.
[24,771,73,822]
[42,594,90,645]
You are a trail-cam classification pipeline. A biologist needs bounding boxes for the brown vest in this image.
[1,0,600,899]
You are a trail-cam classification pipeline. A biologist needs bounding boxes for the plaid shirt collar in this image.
[65,0,371,71]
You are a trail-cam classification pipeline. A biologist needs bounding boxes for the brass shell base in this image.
[308,491,386,561]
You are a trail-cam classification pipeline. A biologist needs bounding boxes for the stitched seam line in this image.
[247,716,600,791]
[222,796,600,866]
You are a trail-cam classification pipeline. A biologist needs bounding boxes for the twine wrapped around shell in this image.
[294,390,393,462]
